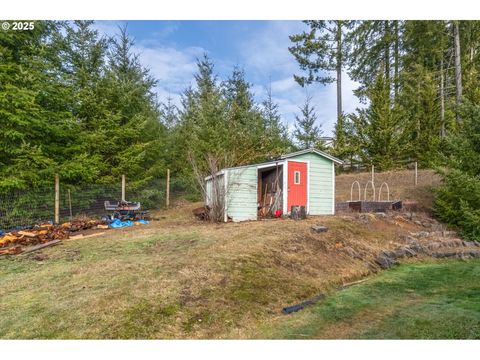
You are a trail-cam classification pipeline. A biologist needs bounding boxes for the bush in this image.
[435,169,480,241]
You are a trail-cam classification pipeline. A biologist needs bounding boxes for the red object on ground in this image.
[274,210,282,218]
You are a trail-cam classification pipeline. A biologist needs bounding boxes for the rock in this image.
[414,220,423,226]
[427,242,441,251]
[442,231,457,237]
[375,212,387,218]
[311,225,328,233]
[375,255,396,269]
[381,250,397,258]
[443,251,458,258]
[474,241,480,247]
[411,231,430,238]
[406,236,419,245]
[403,247,417,257]
[393,248,407,258]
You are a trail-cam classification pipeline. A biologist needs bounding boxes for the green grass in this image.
[258,260,480,339]
[1,207,479,339]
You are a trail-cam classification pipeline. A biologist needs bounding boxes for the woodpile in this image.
[0,219,107,255]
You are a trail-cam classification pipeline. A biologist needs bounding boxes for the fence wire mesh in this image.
[0,186,55,232]
[0,177,199,232]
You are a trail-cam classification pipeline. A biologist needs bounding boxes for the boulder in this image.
[381,250,397,258]
[311,225,328,233]
[393,248,407,258]
[375,255,396,269]
[403,247,417,257]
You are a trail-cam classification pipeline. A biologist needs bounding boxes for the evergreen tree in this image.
[348,21,404,101]
[289,21,352,155]
[435,102,480,240]
[293,96,325,150]
[0,21,73,189]
[345,71,406,170]
[261,85,292,154]
[177,55,229,175]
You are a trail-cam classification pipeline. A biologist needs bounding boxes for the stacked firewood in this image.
[0,219,107,252]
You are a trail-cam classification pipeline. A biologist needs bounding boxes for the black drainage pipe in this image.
[282,294,326,314]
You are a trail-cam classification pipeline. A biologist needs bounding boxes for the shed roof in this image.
[204,148,343,181]
[280,148,343,164]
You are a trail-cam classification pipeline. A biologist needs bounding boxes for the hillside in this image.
[1,191,474,339]
[335,169,442,211]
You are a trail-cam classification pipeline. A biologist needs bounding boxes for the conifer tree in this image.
[293,96,325,150]
[290,21,351,154]
[261,85,292,154]
[345,71,405,170]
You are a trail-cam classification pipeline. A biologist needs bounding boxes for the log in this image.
[21,240,61,254]
[290,206,306,220]
[17,231,39,238]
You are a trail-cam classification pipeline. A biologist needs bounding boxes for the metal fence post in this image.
[54,174,60,224]
[166,169,170,208]
[121,174,126,201]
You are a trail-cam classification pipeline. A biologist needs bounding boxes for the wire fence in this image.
[0,176,199,232]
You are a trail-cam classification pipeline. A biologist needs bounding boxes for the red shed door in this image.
[287,161,308,211]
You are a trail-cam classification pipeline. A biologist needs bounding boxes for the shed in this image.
[204,148,343,222]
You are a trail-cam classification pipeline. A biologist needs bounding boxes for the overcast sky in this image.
[93,20,361,136]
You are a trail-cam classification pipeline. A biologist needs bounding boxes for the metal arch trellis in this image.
[350,181,361,202]
[378,182,390,202]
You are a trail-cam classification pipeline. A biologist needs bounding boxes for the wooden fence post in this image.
[414,162,418,186]
[166,169,170,208]
[121,174,126,201]
[67,188,73,220]
[371,165,375,185]
[54,174,60,225]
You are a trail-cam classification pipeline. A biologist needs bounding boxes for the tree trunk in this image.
[336,21,343,129]
[440,57,446,138]
[384,21,391,105]
[453,20,463,121]
[393,20,400,99]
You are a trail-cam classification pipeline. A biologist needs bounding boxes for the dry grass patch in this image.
[336,169,442,210]
[0,202,438,339]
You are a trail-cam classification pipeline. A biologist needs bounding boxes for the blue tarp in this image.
[108,219,149,228]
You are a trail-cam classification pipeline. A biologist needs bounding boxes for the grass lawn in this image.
[258,260,480,339]
[0,198,474,339]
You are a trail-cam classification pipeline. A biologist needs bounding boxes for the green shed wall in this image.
[225,166,258,222]
[288,153,334,215]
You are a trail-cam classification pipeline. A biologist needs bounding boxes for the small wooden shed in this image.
[204,148,343,222]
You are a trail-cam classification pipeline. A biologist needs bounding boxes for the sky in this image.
[93,20,361,136]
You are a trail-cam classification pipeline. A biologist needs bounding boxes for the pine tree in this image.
[289,21,352,155]
[0,21,73,189]
[293,96,325,150]
[345,71,406,170]
[348,21,404,101]
[177,55,229,174]
[435,102,480,240]
[261,85,292,155]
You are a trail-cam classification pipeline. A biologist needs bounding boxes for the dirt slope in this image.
[0,199,463,339]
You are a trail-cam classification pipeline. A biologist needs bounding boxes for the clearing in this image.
[257,260,480,339]
[1,169,469,340]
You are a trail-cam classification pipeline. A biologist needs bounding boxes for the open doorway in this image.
[257,163,283,218]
